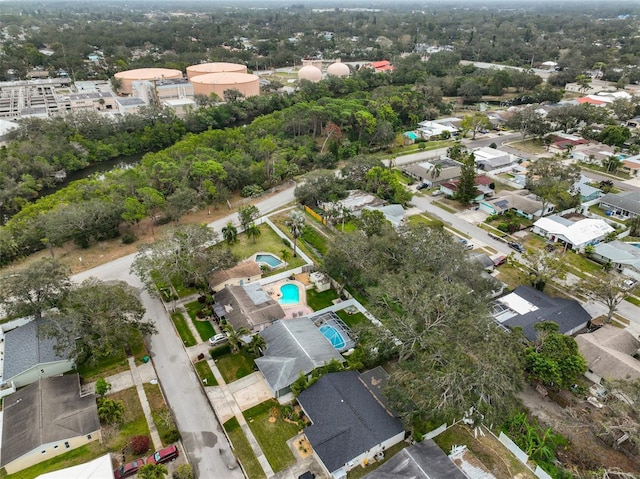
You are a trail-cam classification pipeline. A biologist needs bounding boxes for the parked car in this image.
[209,333,227,346]
[623,279,637,290]
[431,189,444,196]
[493,255,507,267]
[416,181,431,190]
[114,459,145,479]
[147,445,180,465]
[508,242,525,253]
[458,238,474,250]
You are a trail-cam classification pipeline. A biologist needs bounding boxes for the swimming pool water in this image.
[279,283,300,304]
[256,254,283,268]
[319,324,346,350]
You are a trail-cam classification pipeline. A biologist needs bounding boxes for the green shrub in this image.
[122,231,137,244]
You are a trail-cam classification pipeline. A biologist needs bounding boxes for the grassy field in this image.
[170,311,197,347]
[306,287,339,311]
[224,418,266,479]
[336,309,367,328]
[243,400,299,473]
[215,351,256,383]
[194,360,218,386]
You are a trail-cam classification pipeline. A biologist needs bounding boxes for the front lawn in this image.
[223,417,266,479]
[184,301,216,341]
[243,400,299,473]
[407,213,443,227]
[194,360,218,386]
[306,288,340,311]
[214,351,256,384]
[77,327,147,380]
[142,383,181,446]
[170,311,197,347]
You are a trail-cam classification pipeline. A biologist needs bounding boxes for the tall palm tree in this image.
[286,210,306,257]
[429,163,442,183]
[246,223,261,243]
[221,221,238,245]
[223,323,250,354]
[280,248,291,264]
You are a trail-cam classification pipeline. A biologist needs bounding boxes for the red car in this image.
[114,459,145,479]
[146,445,179,465]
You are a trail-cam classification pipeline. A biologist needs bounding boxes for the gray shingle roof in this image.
[214,284,285,330]
[298,371,404,474]
[600,191,640,215]
[362,439,467,479]
[502,286,591,341]
[255,318,344,393]
[3,319,71,382]
[1,374,99,467]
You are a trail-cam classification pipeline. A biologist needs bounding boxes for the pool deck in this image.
[264,279,314,319]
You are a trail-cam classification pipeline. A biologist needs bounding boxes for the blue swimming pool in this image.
[256,253,283,268]
[319,324,346,350]
[279,283,300,305]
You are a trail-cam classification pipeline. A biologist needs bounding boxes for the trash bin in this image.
[142,355,150,363]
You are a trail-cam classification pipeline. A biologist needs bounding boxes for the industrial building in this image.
[113,68,183,95]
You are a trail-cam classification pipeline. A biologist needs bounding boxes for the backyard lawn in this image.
[224,418,266,479]
[194,360,218,386]
[226,223,306,271]
[243,400,299,473]
[214,351,256,384]
[336,309,367,328]
[346,442,407,479]
[306,288,340,311]
[170,311,197,347]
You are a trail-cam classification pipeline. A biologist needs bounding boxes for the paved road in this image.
[411,193,513,256]
[73,185,296,479]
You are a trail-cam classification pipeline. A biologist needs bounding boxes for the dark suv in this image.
[508,242,525,253]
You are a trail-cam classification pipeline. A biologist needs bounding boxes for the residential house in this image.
[473,147,516,171]
[468,252,495,271]
[491,286,592,341]
[532,215,614,251]
[0,374,100,474]
[209,261,262,292]
[255,317,345,398]
[599,191,640,219]
[366,60,394,73]
[439,175,493,201]
[573,176,603,202]
[34,454,113,479]
[401,157,461,185]
[417,119,458,140]
[478,189,550,219]
[320,190,384,214]
[591,240,640,281]
[547,133,589,156]
[297,370,405,479]
[1,319,74,388]
[621,154,640,177]
[570,143,616,165]
[213,283,285,333]
[362,439,467,479]
[576,326,640,385]
[358,204,406,229]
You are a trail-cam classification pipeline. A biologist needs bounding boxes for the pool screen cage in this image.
[312,310,357,351]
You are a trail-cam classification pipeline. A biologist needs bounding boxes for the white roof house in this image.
[532,215,614,251]
[472,147,515,171]
[417,120,458,139]
[35,454,114,479]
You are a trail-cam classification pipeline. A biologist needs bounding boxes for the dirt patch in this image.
[295,438,313,459]
[519,384,640,474]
